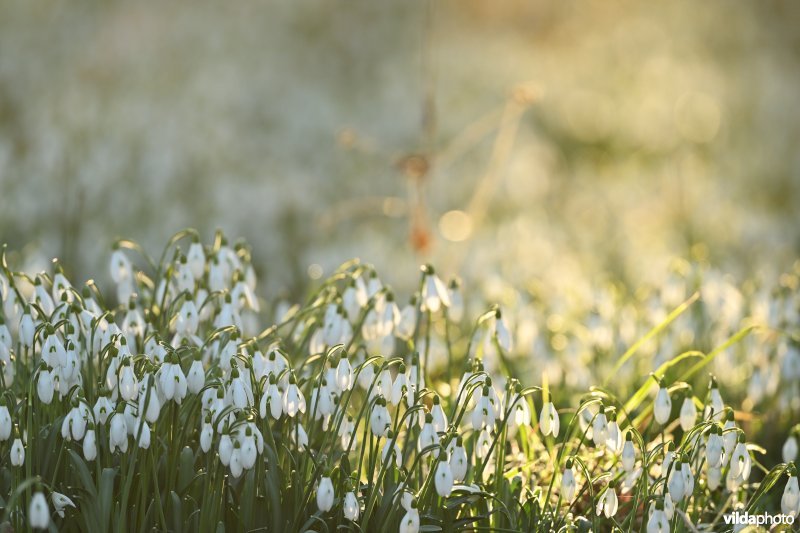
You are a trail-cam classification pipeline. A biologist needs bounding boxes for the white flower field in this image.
[0,230,797,531]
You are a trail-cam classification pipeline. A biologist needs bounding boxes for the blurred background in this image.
[1,0,799,299]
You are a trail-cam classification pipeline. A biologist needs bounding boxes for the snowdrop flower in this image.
[376,368,393,400]
[707,465,722,491]
[621,433,636,472]
[214,293,242,331]
[722,410,738,460]
[51,492,76,518]
[654,382,672,426]
[317,477,334,512]
[475,429,492,460]
[679,395,697,431]
[342,279,364,322]
[122,300,145,344]
[93,393,114,425]
[228,366,252,409]
[0,401,11,440]
[29,491,49,530]
[726,464,747,492]
[561,460,577,503]
[730,436,751,480]
[784,428,799,464]
[539,401,559,438]
[493,309,513,352]
[231,272,259,313]
[219,434,233,466]
[200,416,214,453]
[435,450,454,497]
[109,246,132,284]
[605,412,622,454]
[380,430,402,468]
[681,461,695,498]
[339,415,356,450]
[33,276,55,316]
[592,406,609,447]
[376,291,400,337]
[505,389,530,438]
[0,318,9,350]
[158,354,188,404]
[19,308,35,350]
[322,306,350,347]
[174,300,201,347]
[343,491,360,521]
[187,356,205,394]
[356,357,376,390]
[431,395,448,433]
[335,352,354,392]
[421,265,450,313]
[208,257,226,293]
[705,377,725,421]
[706,426,724,468]
[407,353,424,398]
[596,481,618,518]
[37,366,55,405]
[240,427,258,469]
[366,269,382,298]
[62,401,88,442]
[646,500,670,533]
[781,471,799,518]
[419,413,440,451]
[229,442,243,478]
[395,297,418,340]
[260,375,283,420]
[291,423,309,449]
[83,425,97,461]
[283,376,306,418]
[370,397,391,437]
[450,437,468,481]
[391,366,409,407]
[119,359,139,402]
[109,411,128,453]
[399,500,420,533]
[186,239,206,279]
[0,343,13,387]
[10,437,24,466]
[42,328,66,369]
[663,491,675,520]
[175,255,195,294]
[668,461,686,502]
[136,420,151,449]
[471,386,497,431]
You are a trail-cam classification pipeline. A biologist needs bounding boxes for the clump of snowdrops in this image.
[0,230,797,532]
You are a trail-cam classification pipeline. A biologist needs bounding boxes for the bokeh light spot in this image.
[439,210,473,242]
[307,263,323,280]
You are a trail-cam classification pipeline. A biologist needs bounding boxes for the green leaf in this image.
[178,446,195,493]
[608,291,700,382]
[171,491,183,533]
[264,444,283,531]
[67,450,97,500]
[98,467,118,532]
[241,469,255,529]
